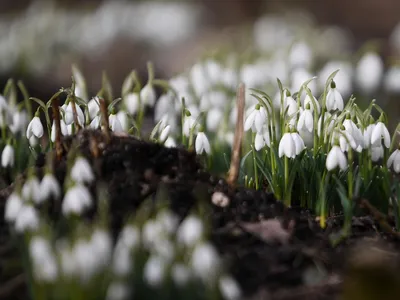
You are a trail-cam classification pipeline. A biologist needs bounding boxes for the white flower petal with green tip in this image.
[326,146,347,171]
[26,116,43,138]
[195,132,211,154]
[326,88,344,111]
[1,144,14,168]
[387,149,400,173]
[371,122,391,148]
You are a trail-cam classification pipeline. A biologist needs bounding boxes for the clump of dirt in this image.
[1,129,400,300]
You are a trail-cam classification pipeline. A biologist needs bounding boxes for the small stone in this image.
[212,191,230,207]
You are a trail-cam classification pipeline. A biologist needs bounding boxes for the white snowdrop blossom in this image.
[106,282,129,300]
[326,145,348,171]
[140,83,156,107]
[303,94,320,114]
[90,116,100,129]
[206,108,223,132]
[124,92,139,115]
[190,242,220,283]
[62,184,92,216]
[384,65,400,94]
[356,52,384,94]
[278,132,305,158]
[70,157,94,184]
[5,193,23,222]
[39,173,61,201]
[112,242,133,276]
[29,236,58,282]
[254,125,271,151]
[195,131,211,154]
[26,116,43,139]
[371,145,384,162]
[182,114,197,137]
[219,275,242,300]
[117,111,129,131]
[289,42,312,69]
[50,120,68,142]
[15,205,40,233]
[22,177,41,203]
[171,263,191,287]
[143,255,167,287]
[9,110,27,135]
[1,144,14,168]
[63,102,85,126]
[177,215,204,247]
[73,238,100,282]
[363,123,375,147]
[88,97,100,120]
[297,106,314,133]
[326,83,344,111]
[244,105,267,133]
[370,121,391,148]
[109,113,124,133]
[387,149,400,173]
[342,119,364,151]
[164,136,176,148]
[91,229,112,269]
[156,210,179,235]
[159,125,170,143]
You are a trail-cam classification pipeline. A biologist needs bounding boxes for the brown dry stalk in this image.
[70,97,81,131]
[51,97,63,160]
[99,97,111,143]
[227,83,245,187]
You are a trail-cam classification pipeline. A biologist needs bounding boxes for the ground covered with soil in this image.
[1,129,400,300]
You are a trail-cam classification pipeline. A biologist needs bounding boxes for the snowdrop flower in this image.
[73,238,99,282]
[156,210,179,235]
[106,282,129,300]
[244,104,267,133]
[206,108,223,132]
[278,132,305,158]
[50,120,68,142]
[154,93,175,121]
[195,131,211,154]
[219,275,242,300]
[171,264,191,287]
[254,125,271,151]
[371,145,384,162]
[57,241,76,277]
[387,149,400,173]
[182,113,197,137]
[89,116,100,129]
[342,118,364,151]
[112,242,133,276]
[190,242,220,283]
[15,205,40,233]
[39,173,61,201]
[289,42,312,69]
[363,123,375,147]
[4,192,23,222]
[70,157,94,184]
[159,125,170,143]
[124,92,140,115]
[326,81,344,111]
[143,255,167,287]
[355,52,383,94]
[303,94,320,114]
[91,229,112,269]
[140,83,156,107]
[326,145,347,171]
[384,65,400,94]
[1,144,14,168]
[29,136,39,147]
[63,102,85,126]
[142,219,164,249]
[371,121,391,148]
[283,91,298,116]
[9,110,27,135]
[190,63,210,97]
[109,112,124,133]
[22,177,41,203]
[26,115,43,139]
[29,236,58,282]
[297,104,314,133]
[177,215,204,247]
[117,225,141,251]
[62,184,92,216]
[88,97,100,120]
[164,136,176,148]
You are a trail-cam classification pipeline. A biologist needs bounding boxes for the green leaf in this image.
[107,98,122,111]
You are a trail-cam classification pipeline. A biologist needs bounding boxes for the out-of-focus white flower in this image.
[371,145,384,162]
[291,68,317,94]
[143,255,167,287]
[39,173,61,201]
[5,192,23,222]
[278,132,305,158]
[219,275,242,300]
[15,205,40,233]
[124,92,139,115]
[297,105,314,133]
[1,144,14,168]
[91,229,112,269]
[171,263,191,287]
[106,282,129,300]
[177,215,204,247]
[159,125,170,143]
[384,65,400,94]
[109,113,124,133]
[62,184,92,216]
[156,210,178,235]
[195,131,211,154]
[10,110,27,135]
[29,236,58,282]
[190,242,220,283]
[326,145,348,171]
[26,116,43,139]
[206,108,223,132]
[140,83,156,107]
[355,52,383,94]
[73,238,99,282]
[371,121,391,148]
[50,120,68,142]
[190,63,210,97]
[22,177,41,203]
[71,157,94,184]
[164,136,176,148]
[142,219,164,249]
[326,82,344,111]
[112,243,132,276]
[289,42,312,69]
[388,149,400,173]
[244,104,267,133]
[117,225,141,250]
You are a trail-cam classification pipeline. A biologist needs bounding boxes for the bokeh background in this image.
[1,0,400,125]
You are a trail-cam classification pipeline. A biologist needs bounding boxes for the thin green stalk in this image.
[284,155,289,206]
[251,133,259,190]
[347,148,354,200]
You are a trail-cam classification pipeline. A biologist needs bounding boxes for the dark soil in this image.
[1,129,400,300]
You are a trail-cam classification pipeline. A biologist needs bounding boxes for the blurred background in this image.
[0,0,400,123]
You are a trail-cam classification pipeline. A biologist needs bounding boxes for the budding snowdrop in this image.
[356,52,383,94]
[26,115,43,139]
[159,124,170,143]
[283,91,298,117]
[371,121,391,148]
[70,156,94,184]
[219,275,242,300]
[22,177,41,203]
[190,242,220,283]
[63,102,85,126]
[371,145,384,162]
[50,120,68,142]
[39,173,61,201]
[177,215,204,247]
[278,131,305,158]
[387,148,400,173]
[62,184,92,216]
[4,192,23,222]
[88,97,100,120]
[15,205,40,233]
[143,255,167,287]
[326,145,347,171]
[140,83,156,107]
[29,236,58,282]
[326,81,344,111]
[254,125,271,151]
[195,131,211,154]
[112,242,133,276]
[303,94,320,114]
[244,104,267,133]
[1,144,14,168]
[297,103,314,133]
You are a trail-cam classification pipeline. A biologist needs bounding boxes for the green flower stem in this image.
[251,133,259,190]
[284,155,290,206]
[18,81,32,119]
[347,148,354,200]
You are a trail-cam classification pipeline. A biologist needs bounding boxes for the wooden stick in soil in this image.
[70,97,81,132]
[227,83,245,188]
[51,97,63,160]
[99,97,111,143]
